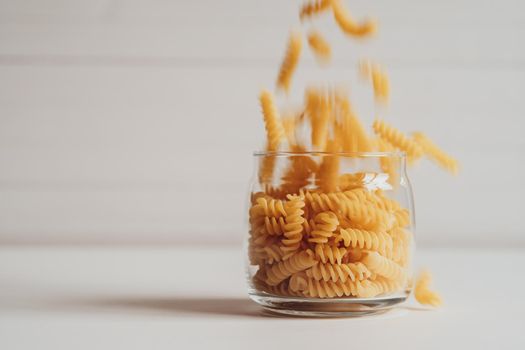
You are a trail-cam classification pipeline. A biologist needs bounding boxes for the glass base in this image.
[249,292,409,317]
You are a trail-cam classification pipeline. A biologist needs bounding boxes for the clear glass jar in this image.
[245,151,415,317]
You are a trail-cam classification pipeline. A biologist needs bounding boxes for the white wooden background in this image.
[0,0,524,246]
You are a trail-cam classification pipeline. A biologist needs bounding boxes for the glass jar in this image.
[245,151,415,317]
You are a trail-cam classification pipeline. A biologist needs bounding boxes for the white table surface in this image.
[1,245,524,349]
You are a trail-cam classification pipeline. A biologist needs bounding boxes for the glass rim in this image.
[253,150,406,158]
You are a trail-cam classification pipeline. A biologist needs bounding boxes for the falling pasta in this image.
[331,0,377,37]
[248,0,455,309]
[299,0,331,20]
[276,32,303,93]
[307,30,332,63]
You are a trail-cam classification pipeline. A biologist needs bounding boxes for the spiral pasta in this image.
[306,262,371,282]
[299,0,331,20]
[308,211,339,244]
[362,251,407,282]
[307,30,332,63]
[373,119,423,160]
[303,276,378,298]
[304,191,344,214]
[314,243,347,265]
[360,60,389,103]
[415,270,442,307]
[263,216,287,236]
[336,228,393,257]
[276,32,303,93]
[331,0,377,37]
[343,200,394,231]
[259,90,284,151]
[412,132,459,174]
[265,250,317,286]
[251,197,287,218]
[281,195,306,257]
[315,140,340,192]
[338,172,367,191]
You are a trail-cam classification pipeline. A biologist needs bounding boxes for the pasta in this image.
[299,0,331,20]
[308,211,339,244]
[414,270,443,307]
[362,251,407,282]
[281,195,306,257]
[303,276,379,298]
[276,32,303,93]
[265,250,317,286]
[307,30,332,63]
[315,140,340,192]
[373,119,424,161]
[248,0,454,308]
[251,197,287,218]
[259,90,284,151]
[314,243,347,264]
[306,262,371,282]
[336,228,393,257]
[360,60,390,103]
[412,132,459,174]
[331,0,377,37]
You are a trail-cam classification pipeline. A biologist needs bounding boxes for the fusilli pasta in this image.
[276,32,303,93]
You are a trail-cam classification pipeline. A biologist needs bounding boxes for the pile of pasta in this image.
[249,0,456,305]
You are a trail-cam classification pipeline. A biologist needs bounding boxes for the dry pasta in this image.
[249,0,455,307]
[276,32,303,93]
[415,270,443,307]
[331,0,377,37]
[299,0,331,20]
[360,60,390,103]
[412,132,459,174]
[307,30,332,63]
[373,119,424,161]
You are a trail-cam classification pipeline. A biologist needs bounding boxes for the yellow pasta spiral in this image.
[303,277,376,298]
[360,60,389,103]
[306,262,371,283]
[352,276,402,297]
[309,94,331,151]
[263,216,287,236]
[373,119,423,160]
[308,211,339,244]
[343,200,394,231]
[314,243,347,264]
[415,270,442,306]
[307,30,332,63]
[280,145,318,195]
[336,94,373,152]
[362,251,407,282]
[316,140,340,192]
[281,195,306,256]
[263,184,288,200]
[331,0,377,37]
[289,271,309,292]
[251,197,287,218]
[377,137,399,185]
[265,250,317,286]
[336,228,393,257]
[262,243,287,264]
[276,32,303,93]
[392,208,410,228]
[259,89,284,151]
[253,275,302,297]
[388,228,411,266]
[299,0,331,20]
[304,191,344,214]
[338,172,368,190]
[412,131,459,175]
